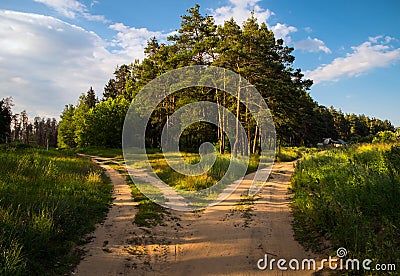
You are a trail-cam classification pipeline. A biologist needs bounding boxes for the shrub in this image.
[372,130,398,144]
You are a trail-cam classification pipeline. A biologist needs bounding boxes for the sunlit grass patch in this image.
[148,152,259,191]
[0,146,112,275]
[276,146,321,162]
[291,143,400,271]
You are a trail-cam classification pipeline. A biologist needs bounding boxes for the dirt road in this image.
[73,158,318,275]
[74,156,138,275]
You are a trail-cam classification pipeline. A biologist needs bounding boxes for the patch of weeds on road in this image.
[129,183,165,227]
[122,171,165,228]
[103,161,166,228]
[76,147,123,159]
[148,153,260,191]
[234,193,259,227]
[127,236,146,245]
[127,246,147,256]
[134,200,164,227]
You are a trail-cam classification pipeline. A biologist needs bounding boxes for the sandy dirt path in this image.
[73,158,318,276]
[74,156,139,275]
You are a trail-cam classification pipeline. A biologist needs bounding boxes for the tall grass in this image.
[291,144,400,273]
[0,145,112,275]
[276,146,321,162]
[149,153,260,191]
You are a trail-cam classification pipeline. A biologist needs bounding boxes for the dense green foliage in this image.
[0,146,112,275]
[58,92,129,148]
[372,130,399,144]
[291,144,400,271]
[58,5,395,151]
[0,98,12,143]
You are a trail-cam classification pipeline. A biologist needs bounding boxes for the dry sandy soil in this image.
[73,157,320,276]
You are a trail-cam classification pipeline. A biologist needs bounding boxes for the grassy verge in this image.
[0,145,112,275]
[290,143,400,272]
[75,146,123,159]
[276,146,321,162]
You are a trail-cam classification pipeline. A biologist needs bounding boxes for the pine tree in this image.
[86,87,97,108]
[103,79,117,100]
[0,97,12,143]
[168,4,218,65]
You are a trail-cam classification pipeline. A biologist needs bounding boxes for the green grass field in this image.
[0,145,112,275]
[291,143,400,272]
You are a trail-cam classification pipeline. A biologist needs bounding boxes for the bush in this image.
[384,144,400,173]
[372,130,398,144]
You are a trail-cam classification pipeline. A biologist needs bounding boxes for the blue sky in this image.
[1,0,399,126]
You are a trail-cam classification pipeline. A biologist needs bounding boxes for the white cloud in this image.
[0,9,173,119]
[270,25,330,52]
[368,35,383,44]
[369,35,394,44]
[10,77,30,85]
[90,0,99,8]
[82,12,108,23]
[211,0,274,26]
[305,37,400,84]
[0,10,128,118]
[270,23,297,44]
[34,0,108,22]
[294,36,331,54]
[34,0,85,18]
[211,0,330,52]
[304,27,312,33]
[109,23,171,61]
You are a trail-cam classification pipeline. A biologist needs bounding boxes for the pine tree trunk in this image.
[233,75,241,157]
[253,125,258,155]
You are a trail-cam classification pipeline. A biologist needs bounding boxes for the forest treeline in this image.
[0,97,58,147]
[58,5,394,151]
[31,5,397,151]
